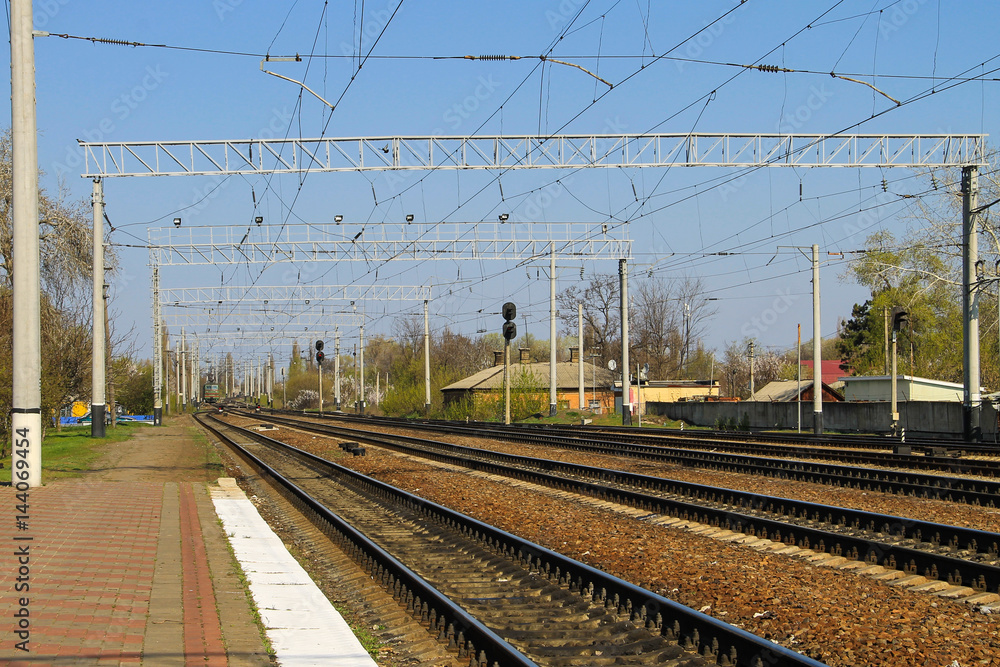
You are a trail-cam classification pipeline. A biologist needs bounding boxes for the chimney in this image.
[569,346,579,363]
[493,351,504,367]
[519,348,531,364]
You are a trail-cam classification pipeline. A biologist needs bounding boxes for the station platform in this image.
[0,416,376,666]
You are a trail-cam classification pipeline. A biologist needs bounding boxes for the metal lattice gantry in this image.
[147,222,631,266]
[159,284,432,305]
[81,133,987,177]
[162,308,364,329]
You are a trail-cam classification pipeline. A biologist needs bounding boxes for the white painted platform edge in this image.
[211,481,378,667]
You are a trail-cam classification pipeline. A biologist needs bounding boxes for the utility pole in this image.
[267,353,273,405]
[359,323,366,414]
[424,300,431,416]
[619,258,631,425]
[164,343,171,414]
[683,302,691,374]
[180,329,186,412]
[11,0,42,485]
[797,324,802,433]
[91,178,107,437]
[891,326,900,436]
[748,340,755,398]
[812,244,823,435]
[334,329,341,410]
[883,307,889,375]
[105,280,115,427]
[549,242,558,417]
[504,333,511,425]
[7,0,48,463]
[152,267,162,425]
[578,303,584,411]
[962,166,982,442]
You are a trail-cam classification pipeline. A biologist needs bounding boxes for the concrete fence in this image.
[648,400,999,441]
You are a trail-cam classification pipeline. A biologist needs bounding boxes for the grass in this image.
[2,422,145,482]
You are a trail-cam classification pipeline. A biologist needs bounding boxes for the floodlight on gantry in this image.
[147,222,630,266]
[81,133,986,177]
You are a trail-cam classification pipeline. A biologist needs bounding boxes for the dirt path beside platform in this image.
[86,414,226,482]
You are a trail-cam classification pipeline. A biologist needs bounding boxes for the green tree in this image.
[116,360,154,415]
[840,230,965,382]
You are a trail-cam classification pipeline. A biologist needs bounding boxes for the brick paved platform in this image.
[0,478,272,666]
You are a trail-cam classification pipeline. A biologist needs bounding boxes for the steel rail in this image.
[247,411,1000,595]
[196,413,536,667]
[530,422,1000,468]
[284,411,1000,506]
[396,416,1000,476]
[205,412,828,667]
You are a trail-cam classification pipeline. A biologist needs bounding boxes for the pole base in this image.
[91,404,106,438]
[549,404,557,417]
[813,411,823,436]
[622,406,632,426]
[153,407,162,426]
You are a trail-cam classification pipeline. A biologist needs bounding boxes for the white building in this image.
[841,375,975,402]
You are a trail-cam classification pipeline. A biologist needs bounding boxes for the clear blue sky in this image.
[3,0,998,366]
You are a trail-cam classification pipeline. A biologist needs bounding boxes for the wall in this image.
[649,400,999,440]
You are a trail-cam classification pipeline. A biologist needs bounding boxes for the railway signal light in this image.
[891,307,909,331]
[502,301,516,322]
[316,350,325,364]
[316,339,324,351]
[502,321,517,341]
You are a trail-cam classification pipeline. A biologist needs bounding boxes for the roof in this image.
[752,379,844,402]
[441,361,616,393]
[801,360,851,385]
[841,375,964,389]
[753,380,814,402]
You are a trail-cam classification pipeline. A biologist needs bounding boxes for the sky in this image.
[2,0,998,369]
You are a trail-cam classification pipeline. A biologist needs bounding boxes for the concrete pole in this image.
[91,179,107,437]
[962,166,981,441]
[797,323,801,433]
[891,329,899,435]
[549,242,557,417]
[359,324,366,414]
[619,258,631,425]
[424,300,431,416]
[164,344,171,415]
[812,244,823,435]
[173,344,179,411]
[180,329,186,411]
[318,362,324,414]
[281,367,286,408]
[748,340,755,398]
[152,266,162,425]
[578,303,584,411]
[335,329,341,410]
[10,0,42,485]
[504,337,511,425]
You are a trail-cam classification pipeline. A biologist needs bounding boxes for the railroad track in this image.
[238,410,1000,597]
[197,412,827,667]
[320,412,1000,476]
[253,409,1000,507]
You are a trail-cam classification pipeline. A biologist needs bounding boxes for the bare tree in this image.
[720,339,789,399]
[557,273,620,365]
